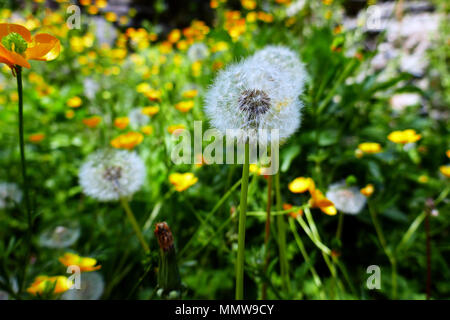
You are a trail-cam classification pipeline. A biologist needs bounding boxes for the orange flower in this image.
[110,132,143,150]
[59,252,101,272]
[141,106,159,116]
[283,203,303,218]
[27,275,72,295]
[29,133,45,143]
[82,116,101,128]
[309,189,337,216]
[114,117,129,130]
[0,23,60,71]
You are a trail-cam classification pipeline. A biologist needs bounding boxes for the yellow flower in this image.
[114,117,129,130]
[211,41,228,53]
[167,124,186,134]
[388,129,421,144]
[175,100,194,112]
[192,61,202,77]
[136,82,151,93]
[105,12,117,22]
[141,106,159,116]
[67,96,82,108]
[110,132,144,150]
[96,0,108,8]
[141,125,153,135]
[29,133,45,143]
[182,89,198,99]
[360,184,374,197]
[440,165,450,178]
[144,88,162,102]
[288,177,315,194]
[357,142,382,154]
[27,275,72,295]
[59,252,101,272]
[82,116,101,128]
[168,29,181,43]
[249,164,260,174]
[241,0,257,10]
[169,172,198,192]
[418,175,429,183]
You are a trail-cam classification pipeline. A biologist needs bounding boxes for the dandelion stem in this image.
[275,171,290,293]
[120,197,150,253]
[16,66,33,293]
[262,174,273,299]
[236,142,249,300]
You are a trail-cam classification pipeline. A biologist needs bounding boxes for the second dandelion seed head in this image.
[79,149,146,202]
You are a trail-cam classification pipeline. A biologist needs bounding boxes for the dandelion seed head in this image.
[187,43,209,61]
[0,182,22,209]
[248,45,307,93]
[128,108,150,129]
[205,57,303,144]
[61,272,104,300]
[79,149,146,202]
[326,181,367,215]
[39,221,81,248]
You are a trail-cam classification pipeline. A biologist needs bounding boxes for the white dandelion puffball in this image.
[204,56,304,144]
[248,45,307,94]
[0,182,22,209]
[188,43,209,61]
[128,108,150,130]
[61,272,104,300]
[79,149,146,202]
[326,181,367,215]
[39,222,81,248]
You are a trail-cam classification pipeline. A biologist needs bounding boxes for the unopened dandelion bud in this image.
[154,222,181,296]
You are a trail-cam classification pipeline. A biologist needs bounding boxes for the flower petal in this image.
[26,33,60,61]
[0,43,31,68]
[0,23,32,43]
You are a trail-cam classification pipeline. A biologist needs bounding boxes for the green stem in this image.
[262,174,273,299]
[16,66,33,293]
[289,218,323,290]
[179,178,241,258]
[235,142,249,300]
[275,171,290,293]
[368,202,397,299]
[120,197,150,253]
